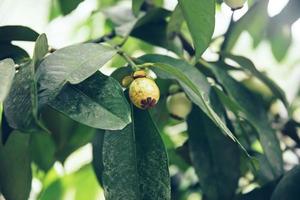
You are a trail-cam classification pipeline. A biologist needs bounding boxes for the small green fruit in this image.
[224,0,247,10]
[121,76,134,88]
[167,92,192,120]
[129,77,160,109]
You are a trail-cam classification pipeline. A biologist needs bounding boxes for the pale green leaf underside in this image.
[0,58,15,102]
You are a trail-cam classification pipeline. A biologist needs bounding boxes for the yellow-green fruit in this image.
[167,92,192,120]
[129,78,160,109]
[121,76,134,88]
[224,0,246,10]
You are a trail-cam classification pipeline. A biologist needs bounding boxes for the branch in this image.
[178,33,195,57]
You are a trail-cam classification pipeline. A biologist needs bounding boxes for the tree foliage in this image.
[1,0,300,200]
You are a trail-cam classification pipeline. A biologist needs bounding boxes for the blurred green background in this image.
[1,0,300,199]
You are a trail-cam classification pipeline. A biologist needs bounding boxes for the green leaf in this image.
[188,94,240,200]
[58,0,84,15]
[49,72,131,130]
[223,1,268,51]
[4,34,49,132]
[132,0,145,16]
[102,3,139,37]
[131,20,183,56]
[1,110,14,145]
[271,166,300,200]
[39,164,102,200]
[33,33,49,65]
[167,4,184,40]
[268,23,292,62]
[213,86,243,115]
[110,66,133,83]
[30,133,56,171]
[0,59,15,102]
[103,4,183,55]
[41,106,96,162]
[207,62,283,178]
[0,44,29,63]
[220,53,289,110]
[49,0,62,20]
[36,43,117,105]
[237,178,280,200]
[92,131,105,184]
[178,0,215,60]
[92,106,170,200]
[4,61,40,132]
[0,132,32,200]
[138,55,241,144]
[0,25,39,42]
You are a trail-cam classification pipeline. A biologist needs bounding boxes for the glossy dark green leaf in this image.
[132,0,145,16]
[271,166,300,200]
[102,3,138,37]
[103,4,183,55]
[49,72,131,130]
[129,8,183,55]
[58,0,84,15]
[221,53,289,109]
[30,133,56,171]
[92,106,170,200]
[4,34,49,132]
[208,62,283,178]
[138,54,240,144]
[36,43,117,105]
[92,131,105,184]
[0,59,15,102]
[178,0,215,60]
[188,95,240,200]
[1,111,13,145]
[132,21,183,55]
[110,66,133,83]
[0,132,32,200]
[132,20,183,55]
[0,44,29,63]
[0,25,39,42]
[41,106,96,162]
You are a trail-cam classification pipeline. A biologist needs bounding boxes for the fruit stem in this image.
[116,46,139,71]
[100,36,139,71]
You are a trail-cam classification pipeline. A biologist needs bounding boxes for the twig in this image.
[87,31,116,44]
[178,33,195,57]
